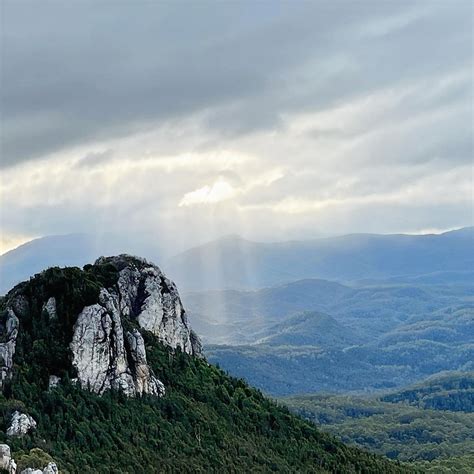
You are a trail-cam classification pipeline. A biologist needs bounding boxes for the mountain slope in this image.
[283,384,474,471]
[0,234,163,295]
[255,311,361,348]
[0,256,406,473]
[380,371,474,412]
[0,234,108,295]
[168,227,474,291]
[185,276,473,345]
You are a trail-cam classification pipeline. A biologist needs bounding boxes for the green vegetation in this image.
[0,263,409,473]
[1,345,410,473]
[381,372,474,412]
[411,454,474,474]
[283,375,474,473]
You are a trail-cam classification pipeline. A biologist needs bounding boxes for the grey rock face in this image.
[70,289,137,396]
[20,469,42,474]
[42,297,57,319]
[0,444,17,473]
[0,307,20,387]
[48,375,61,390]
[6,411,37,437]
[42,463,58,474]
[70,256,202,397]
[107,256,202,356]
[126,329,165,396]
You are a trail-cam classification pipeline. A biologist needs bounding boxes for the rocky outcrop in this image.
[0,444,57,474]
[48,376,61,390]
[20,466,58,474]
[1,255,202,399]
[0,444,17,473]
[70,286,165,397]
[107,256,202,356]
[71,289,138,396]
[6,411,37,437]
[0,308,19,387]
[42,297,57,319]
[125,329,165,396]
[42,463,58,474]
[70,255,201,397]
[70,255,201,396]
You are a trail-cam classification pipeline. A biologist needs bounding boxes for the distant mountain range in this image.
[2,227,472,294]
[168,227,474,290]
[199,278,473,395]
[184,276,473,345]
[0,233,162,294]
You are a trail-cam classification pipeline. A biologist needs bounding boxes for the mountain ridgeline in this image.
[0,256,407,473]
[1,227,472,295]
[168,227,474,291]
[195,276,473,395]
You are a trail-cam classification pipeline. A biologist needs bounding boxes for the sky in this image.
[0,0,472,256]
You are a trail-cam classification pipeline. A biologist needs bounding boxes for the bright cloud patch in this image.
[179,179,237,207]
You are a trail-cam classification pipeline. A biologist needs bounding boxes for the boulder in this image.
[6,411,37,437]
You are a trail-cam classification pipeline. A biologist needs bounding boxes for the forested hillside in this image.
[283,373,474,472]
[0,261,408,473]
[199,277,473,395]
[380,372,474,412]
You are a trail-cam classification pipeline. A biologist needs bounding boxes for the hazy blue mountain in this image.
[201,281,473,395]
[185,277,472,344]
[0,233,162,295]
[169,227,474,291]
[255,311,362,348]
[3,227,472,296]
[0,234,101,294]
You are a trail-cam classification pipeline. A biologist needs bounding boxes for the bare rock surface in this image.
[0,307,19,387]
[1,255,201,400]
[70,255,201,397]
[6,411,37,437]
[0,444,17,473]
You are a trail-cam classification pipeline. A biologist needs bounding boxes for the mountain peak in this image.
[0,255,202,399]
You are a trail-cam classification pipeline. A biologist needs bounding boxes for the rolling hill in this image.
[200,279,473,395]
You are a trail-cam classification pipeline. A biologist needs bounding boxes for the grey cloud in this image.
[2,1,470,168]
[1,0,472,250]
[74,149,115,168]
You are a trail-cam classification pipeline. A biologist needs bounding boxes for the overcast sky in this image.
[0,0,472,255]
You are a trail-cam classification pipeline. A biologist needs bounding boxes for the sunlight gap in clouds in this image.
[179,178,237,207]
[0,48,470,248]
[0,233,36,255]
